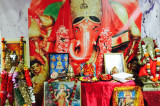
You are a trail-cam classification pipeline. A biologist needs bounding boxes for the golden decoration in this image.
[4,53,12,73]
[70,0,102,25]
[18,81,32,106]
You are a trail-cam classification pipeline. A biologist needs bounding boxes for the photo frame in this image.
[104,53,125,74]
[112,86,144,106]
[44,81,81,106]
[1,38,30,70]
[49,53,69,78]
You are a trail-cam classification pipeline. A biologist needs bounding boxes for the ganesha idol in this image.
[69,0,102,75]
[137,37,160,83]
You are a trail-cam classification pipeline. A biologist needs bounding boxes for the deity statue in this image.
[17,59,25,80]
[4,53,12,73]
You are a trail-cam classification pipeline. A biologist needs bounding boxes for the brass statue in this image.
[4,53,12,73]
[17,60,25,80]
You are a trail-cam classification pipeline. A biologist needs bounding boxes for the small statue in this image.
[4,53,12,73]
[67,64,75,80]
[137,37,160,91]
[137,37,159,82]
[110,66,119,75]
[10,51,18,66]
[79,62,98,82]
[17,60,25,80]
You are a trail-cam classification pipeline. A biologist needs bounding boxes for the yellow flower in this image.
[24,67,28,70]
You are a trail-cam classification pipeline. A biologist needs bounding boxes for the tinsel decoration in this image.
[24,67,36,104]
[18,80,32,106]
[48,79,78,106]
[1,70,8,106]
[20,36,23,61]
[12,71,25,106]
[6,73,14,105]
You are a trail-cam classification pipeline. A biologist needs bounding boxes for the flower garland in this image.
[20,36,23,61]
[154,40,160,80]
[1,38,5,67]
[18,80,32,105]
[24,67,36,105]
[12,71,25,106]
[1,70,8,106]
[48,79,78,106]
[6,72,14,105]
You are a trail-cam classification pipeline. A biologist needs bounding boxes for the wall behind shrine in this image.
[0,0,31,39]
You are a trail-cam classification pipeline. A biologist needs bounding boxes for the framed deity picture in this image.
[112,86,144,106]
[1,37,30,69]
[104,53,125,75]
[44,81,81,106]
[49,53,69,78]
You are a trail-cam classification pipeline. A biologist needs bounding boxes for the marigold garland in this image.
[20,36,23,61]
[1,38,5,67]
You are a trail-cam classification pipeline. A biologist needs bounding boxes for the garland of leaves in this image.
[12,71,25,106]
[48,79,78,106]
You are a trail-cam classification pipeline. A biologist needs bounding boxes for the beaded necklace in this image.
[48,79,78,106]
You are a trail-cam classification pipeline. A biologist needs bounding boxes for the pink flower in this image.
[54,89,58,92]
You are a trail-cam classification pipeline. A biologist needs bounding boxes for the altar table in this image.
[81,81,135,106]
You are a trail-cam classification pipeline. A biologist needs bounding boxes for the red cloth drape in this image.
[81,81,135,106]
[143,91,160,106]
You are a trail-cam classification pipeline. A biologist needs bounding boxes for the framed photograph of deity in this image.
[49,53,69,78]
[104,53,125,75]
[112,86,144,106]
[1,37,30,70]
[44,81,81,106]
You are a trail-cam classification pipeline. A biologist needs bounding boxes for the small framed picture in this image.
[1,38,30,69]
[44,81,81,106]
[49,53,69,78]
[112,86,144,106]
[104,53,125,75]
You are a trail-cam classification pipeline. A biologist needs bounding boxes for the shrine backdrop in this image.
[28,0,142,105]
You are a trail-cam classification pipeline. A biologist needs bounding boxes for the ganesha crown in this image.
[70,0,102,23]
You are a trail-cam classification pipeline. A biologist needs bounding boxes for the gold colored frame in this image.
[44,81,81,106]
[104,53,125,74]
[1,38,30,70]
[112,86,144,106]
